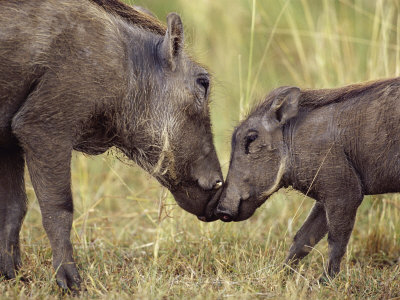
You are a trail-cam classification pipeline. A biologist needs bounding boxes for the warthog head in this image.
[115,13,223,221]
[215,87,300,221]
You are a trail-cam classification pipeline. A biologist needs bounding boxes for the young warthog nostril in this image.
[215,205,234,222]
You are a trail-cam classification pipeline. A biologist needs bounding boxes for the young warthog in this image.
[216,78,400,280]
[0,0,222,290]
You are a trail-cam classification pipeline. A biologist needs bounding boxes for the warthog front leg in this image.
[321,198,361,281]
[13,111,81,291]
[24,146,81,291]
[285,202,328,266]
[0,146,27,280]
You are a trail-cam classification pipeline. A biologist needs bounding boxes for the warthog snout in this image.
[197,185,224,222]
[197,177,223,191]
[214,185,244,222]
[215,205,235,222]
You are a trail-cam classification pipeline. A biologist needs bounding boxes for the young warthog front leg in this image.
[0,146,27,279]
[285,202,328,266]
[321,198,361,281]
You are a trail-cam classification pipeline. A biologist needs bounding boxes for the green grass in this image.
[2,0,400,298]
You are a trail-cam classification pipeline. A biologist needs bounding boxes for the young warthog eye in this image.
[196,77,209,97]
[244,133,258,154]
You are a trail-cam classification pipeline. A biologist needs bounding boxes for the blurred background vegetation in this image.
[4,0,400,298]
[136,0,400,165]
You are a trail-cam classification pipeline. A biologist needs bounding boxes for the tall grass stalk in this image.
[238,54,244,120]
[241,0,256,119]
[250,0,290,101]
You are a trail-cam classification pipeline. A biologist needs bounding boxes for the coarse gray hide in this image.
[217,78,400,280]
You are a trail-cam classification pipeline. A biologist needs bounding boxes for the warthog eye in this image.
[245,133,258,154]
[196,77,209,97]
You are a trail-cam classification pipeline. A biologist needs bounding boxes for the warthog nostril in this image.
[214,180,223,190]
[215,205,233,222]
[220,214,231,222]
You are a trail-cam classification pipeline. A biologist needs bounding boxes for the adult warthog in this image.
[0,0,222,290]
[216,78,400,280]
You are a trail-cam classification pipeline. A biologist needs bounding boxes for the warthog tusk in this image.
[214,180,223,189]
[260,156,286,200]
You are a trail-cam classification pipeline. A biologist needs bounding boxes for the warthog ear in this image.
[270,86,300,125]
[160,13,184,71]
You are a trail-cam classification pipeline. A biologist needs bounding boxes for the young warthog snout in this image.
[218,79,400,280]
[0,0,222,291]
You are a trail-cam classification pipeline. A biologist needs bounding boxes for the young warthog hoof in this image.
[55,262,81,292]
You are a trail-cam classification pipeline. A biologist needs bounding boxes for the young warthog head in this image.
[115,13,223,221]
[216,87,300,221]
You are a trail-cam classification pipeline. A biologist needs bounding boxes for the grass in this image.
[2,0,400,298]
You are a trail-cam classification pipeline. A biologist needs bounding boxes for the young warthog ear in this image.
[270,86,301,125]
[160,13,184,71]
